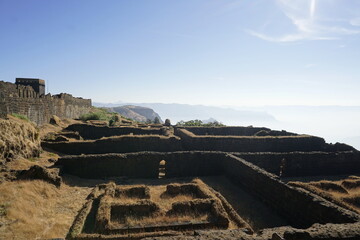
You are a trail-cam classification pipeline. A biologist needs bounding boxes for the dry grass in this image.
[40,117,82,139]
[0,150,60,183]
[0,115,90,239]
[150,185,198,211]
[289,176,360,214]
[0,115,41,160]
[102,134,179,140]
[107,180,230,229]
[180,129,312,139]
[122,212,209,227]
[0,180,92,240]
[6,151,59,170]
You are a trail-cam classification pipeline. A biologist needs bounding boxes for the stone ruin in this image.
[42,123,360,239]
[68,180,253,239]
[0,79,91,125]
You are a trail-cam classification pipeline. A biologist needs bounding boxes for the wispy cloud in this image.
[305,63,317,68]
[350,18,360,27]
[248,0,360,42]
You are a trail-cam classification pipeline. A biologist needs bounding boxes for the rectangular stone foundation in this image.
[68,180,251,239]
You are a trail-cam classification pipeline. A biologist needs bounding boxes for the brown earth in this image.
[0,116,91,239]
[289,176,360,214]
[0,115,41,161]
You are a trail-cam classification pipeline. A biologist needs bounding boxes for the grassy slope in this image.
[0,180,92,239]
[289,176,360,214]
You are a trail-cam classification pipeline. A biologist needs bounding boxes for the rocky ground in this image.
[1,115,360,240]
[0,115,92,239]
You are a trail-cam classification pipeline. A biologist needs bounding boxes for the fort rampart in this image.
[175,128,328,152]
[65,124,164,140]
[223,154,359,228]
[42,135,182,154]
[178,126,297,136]
[233,151,360,177]
[0,80,91,125]
[57,151,223,179]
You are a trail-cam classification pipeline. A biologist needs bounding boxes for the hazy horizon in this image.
[94,101,360,150]
[1,0,360,106]
[1,0,359,147]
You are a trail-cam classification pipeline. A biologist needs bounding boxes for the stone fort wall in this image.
[0,80,92,125]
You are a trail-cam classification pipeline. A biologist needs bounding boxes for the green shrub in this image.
[153,117,161,124]
[176,119,225,127]
[80,107,124,125]
[80,112,105,121]
[11,113,29,122]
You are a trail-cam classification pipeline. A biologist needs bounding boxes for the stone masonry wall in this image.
[42,135,183,155]
[56,151,223,179]
[0,81,91,125]
[223,154,360,228]
[175,128,327,152]
[66,123,163,140]
[180,126,297,136]
[233,151,360,177]
[57,151,360,230]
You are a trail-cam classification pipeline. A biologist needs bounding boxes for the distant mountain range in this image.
[94,102,360,150]
[94,102,276,126]
[108,105,163,123]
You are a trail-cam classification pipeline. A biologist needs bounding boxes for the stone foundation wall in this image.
[234,151,360,177]
[175,128,327,152]
[223,154,360,228]
[57,153,160,178]
[179,126,297,136]
[57,151,360,229]
[0,81,91,125]
[66,123,163,140]
[56,151,223,179]
[42,135,183,155]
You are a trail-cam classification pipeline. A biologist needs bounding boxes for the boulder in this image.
[16,165,62,187]
[49,115,61,125]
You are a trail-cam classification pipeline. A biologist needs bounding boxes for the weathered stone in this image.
[16,165,62,187]
[49,115,61,125]
[0,80,91,125]
[164,119,171,126]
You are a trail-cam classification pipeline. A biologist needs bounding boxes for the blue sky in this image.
[1,0,360,106]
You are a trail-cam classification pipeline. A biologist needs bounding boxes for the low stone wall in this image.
[56,151,223,179]
[43,135,182,155]
[61,151,360,239]
[165,152,224,178]
[142,222,360,240]
[178,126,297,136]
[223,154,360,228]
[233,151,360,177]
[175,128,327,152]
[66,123,163,140]
[0,80,91,125]
[57,153,159,178]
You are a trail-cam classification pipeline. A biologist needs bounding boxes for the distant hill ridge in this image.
[110,105,163,123]
[94,102,276,125]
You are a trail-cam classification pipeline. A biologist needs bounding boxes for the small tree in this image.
[114,114,121,122]
[164,119,171,126]
[176,119,225,127]
[153,117,160,124]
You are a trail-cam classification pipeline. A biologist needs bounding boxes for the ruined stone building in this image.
[42,123,360,240]
[0,78,91,125]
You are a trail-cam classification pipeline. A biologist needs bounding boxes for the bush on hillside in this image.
[176,119,225,127]
[10,113,29,122]
[79,107,115,121]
